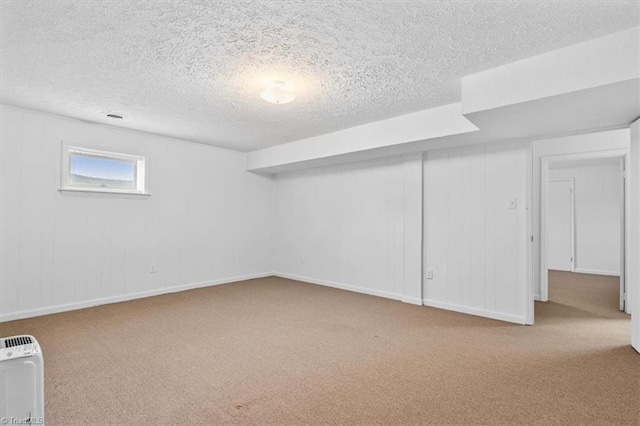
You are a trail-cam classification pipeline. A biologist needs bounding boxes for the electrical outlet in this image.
[426,269,434,280]
[150,263,157,273]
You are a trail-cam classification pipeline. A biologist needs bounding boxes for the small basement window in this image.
[60,146,148,196]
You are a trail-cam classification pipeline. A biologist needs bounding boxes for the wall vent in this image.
[4,336,33,348]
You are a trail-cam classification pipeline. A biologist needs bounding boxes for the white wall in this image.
[3,104,632,331]
[274,140,531,324]
[0,105,274,321]
[532,128,630,300]
[549,163,621,275]
[273,156,408,301]
[423,141,530,324]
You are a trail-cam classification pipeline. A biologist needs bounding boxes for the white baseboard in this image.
[573,268,620,277]
[534,293,542,301]
[0,272,274,322]
[274,272,527,324]
[5,271,529,325]
[422,299,527,325]
[401,296,423,306]
[273,272,404,302]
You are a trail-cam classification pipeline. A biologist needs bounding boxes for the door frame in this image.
[547,177,575,274]
[620,156,630,313]
[539,149,629,303]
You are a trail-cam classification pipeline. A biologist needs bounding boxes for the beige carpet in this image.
[0,274,637,425]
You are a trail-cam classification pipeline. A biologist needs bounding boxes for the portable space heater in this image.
[0,335,44,425]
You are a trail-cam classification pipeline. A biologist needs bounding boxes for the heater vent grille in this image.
[4,336,33,348]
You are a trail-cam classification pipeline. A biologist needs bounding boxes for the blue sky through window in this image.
[70,154,135,181]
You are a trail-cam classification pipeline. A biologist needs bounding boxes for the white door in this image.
[548,179,574,272]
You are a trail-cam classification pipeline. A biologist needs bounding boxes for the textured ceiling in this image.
[1,1,638,151]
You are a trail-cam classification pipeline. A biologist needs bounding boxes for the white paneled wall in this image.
[423,141,530,323]
[274,157,407,300]
[274,143,531,324]
[0,105,274,321]
[549,163,621,275]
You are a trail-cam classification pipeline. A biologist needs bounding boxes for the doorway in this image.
[540,152,630,315]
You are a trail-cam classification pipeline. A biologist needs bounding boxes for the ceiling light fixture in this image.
[260,81,295,105]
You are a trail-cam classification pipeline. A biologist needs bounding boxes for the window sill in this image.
[59,188,151,199]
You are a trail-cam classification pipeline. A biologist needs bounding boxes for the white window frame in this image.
[60,144,149,196]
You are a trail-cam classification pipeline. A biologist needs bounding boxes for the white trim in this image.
[59,188,151,198]
[629,118,640,352]
[525,141,534,325]
[0,272,273,322]
[422,299,527,325]
[541,158,549,301]
[274,272,403,302]
[274,272,527,323]
[620,155,629,313]
[574,268,620,277]
[401,296,423,306]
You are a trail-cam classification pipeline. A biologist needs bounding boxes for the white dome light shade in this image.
[260,80,296,104]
